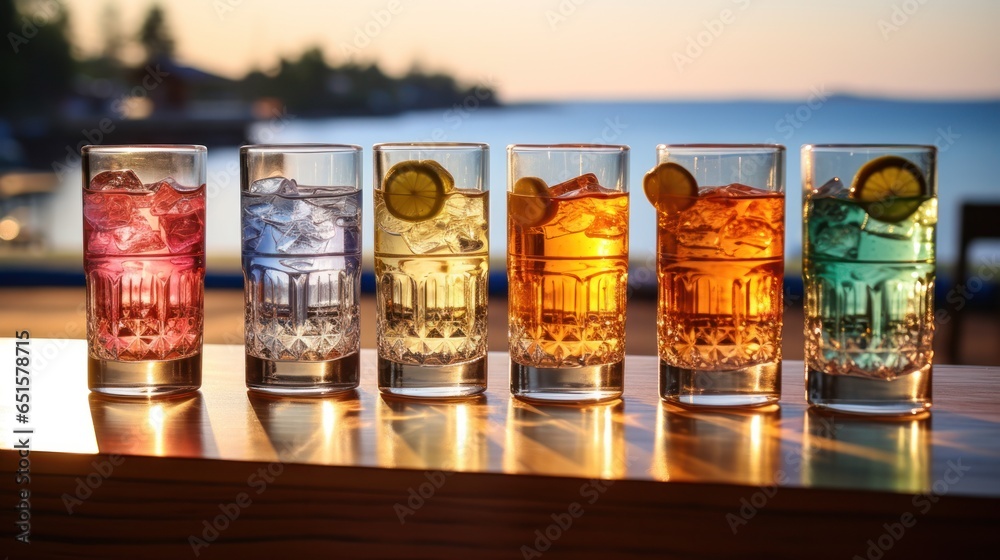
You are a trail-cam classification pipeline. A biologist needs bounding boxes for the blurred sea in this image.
[48,97,1000,276]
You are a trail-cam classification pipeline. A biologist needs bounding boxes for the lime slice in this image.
[850,155,928,223]
[382,160,449,222]
[509,176,553,227]
[643,162,697,214]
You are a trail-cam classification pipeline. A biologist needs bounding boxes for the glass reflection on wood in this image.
[654,403,780,484]
[803,409,930,493]
[376,396,488,471]
[88,393,209,457]
[504,399,626,479]
[247,391,362,464]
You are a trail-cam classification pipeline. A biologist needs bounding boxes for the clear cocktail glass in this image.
[241,144,362,395]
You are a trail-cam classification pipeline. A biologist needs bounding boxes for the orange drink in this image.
[645,145,785,407]
[507,145,629,403]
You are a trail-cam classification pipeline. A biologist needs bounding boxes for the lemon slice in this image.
[423,160,455,191]
[643,162,698,214]
[509,176,553,227]
[382,160,449,222]
[850,155,927,223]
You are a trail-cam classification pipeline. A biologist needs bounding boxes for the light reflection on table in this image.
[377,395,489,472]
[247,390,363,465]
[504,399,626,479]
[802,408,930,493]
[653,403,781,485]
[2,341,998,498]
[89,393,213,458]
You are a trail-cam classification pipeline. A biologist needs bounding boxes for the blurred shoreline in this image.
[3,98,998,315]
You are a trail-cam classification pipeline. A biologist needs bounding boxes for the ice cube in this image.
[447,234,485,253]
[862,218,915,240]
[377,208,414,235]
[719,217,778,257]
[584,194,628,239]
[160,213,203,252]
[409,192,484,254]
[304,186,358,210]
[273,220,336,253]
[585,211,627,239]
[812,223,861,259]
[150,183,205,216]
[443,200,488,253]
[674,197,737,251]
[811,197,855,223]
[83,193,134,230]
[743,196,782,224]
[243,198,272,217]
[113,218,165,253]
[250,176,295,194]
[336,215,358,228]
[306,203,341,232]
[248,223,280,252]
[263,197,312,227]
[242,219,263,249]
[558,184,617,198]
[545,197,596,238]
[241,197,270,249]
[701,183,765,197]
[278,259,321,272]
[550,173,600,197]
[89,170,144,191]
[277,179,302,196]
[401,220,448,254]
[811,177,847,199]
[675,214,720,250]
[86,231,116,254]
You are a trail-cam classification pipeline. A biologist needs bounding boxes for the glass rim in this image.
[507,143,629,153]
[241,143,362,154]
[373,142,488,151]
[656,143,785,153]
[802,143,936,152]
[82,144,206,154]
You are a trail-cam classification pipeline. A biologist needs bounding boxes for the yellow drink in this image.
[373,145,489,398]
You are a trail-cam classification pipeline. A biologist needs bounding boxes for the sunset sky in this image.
[61,0,1000,101]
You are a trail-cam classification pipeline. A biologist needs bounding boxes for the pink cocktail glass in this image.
[82,145,206,397]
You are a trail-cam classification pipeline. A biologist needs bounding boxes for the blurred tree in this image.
[0,0,74,116]
[99,2,123,61]
[137,3,174,62]
[0,0,494,122]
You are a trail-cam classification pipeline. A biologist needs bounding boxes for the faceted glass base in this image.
[378,355,487,399]
[660,361,780,408]
[807,364,932,416]
[88,353,202,398]
[510,361,623,403]
[246,353,359,396]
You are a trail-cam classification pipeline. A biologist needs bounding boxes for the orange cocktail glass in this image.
[645,144,785,406]
[507,144,629,403]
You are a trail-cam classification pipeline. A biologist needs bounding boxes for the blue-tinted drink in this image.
[241,145,362,395]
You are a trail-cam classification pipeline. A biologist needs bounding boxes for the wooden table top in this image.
[2,338,999,558]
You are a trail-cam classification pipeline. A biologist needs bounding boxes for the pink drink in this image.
[83,156,206,396]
